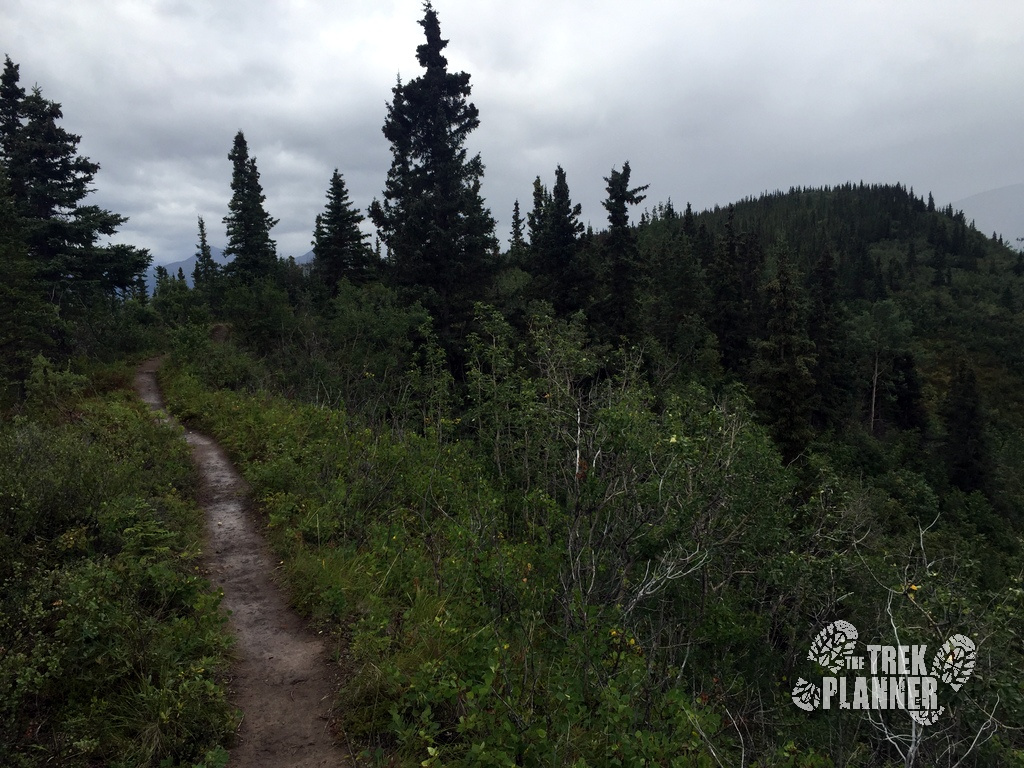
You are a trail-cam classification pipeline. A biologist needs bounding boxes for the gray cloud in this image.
[2,0,1022,263]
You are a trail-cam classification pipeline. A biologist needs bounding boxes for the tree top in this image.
[416,2,448,71]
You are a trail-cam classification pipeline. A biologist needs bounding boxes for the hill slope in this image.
[954,182,1024,248]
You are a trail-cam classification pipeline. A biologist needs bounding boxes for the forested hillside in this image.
[2,4,1024,766]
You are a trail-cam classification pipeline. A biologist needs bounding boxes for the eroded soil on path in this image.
[135,358,350,767]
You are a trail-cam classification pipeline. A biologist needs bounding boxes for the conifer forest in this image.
[2,4,1024,767]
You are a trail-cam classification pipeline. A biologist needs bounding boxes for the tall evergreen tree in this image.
[941,359,989,494]
[508,199,527,265]
[527,176,548,248]
[313,169,373,291]
[706,207,759,372]
[191,216,220,302]
[368,2,496,336]
[750,241,816,462]
[223,131,278,282]
[0,57,25,161]
[154,265,170,294]
[636,212,710,367]
[681,201,696,239]
[807,246,849,427]
[0,56,148,303]
[526,166,584,312]
[888,351,928,432]
[594,161,648,337]
[0,162,54,383]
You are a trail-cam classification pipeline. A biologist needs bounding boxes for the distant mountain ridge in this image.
[953,183,1024,248]
[147,248,314,290]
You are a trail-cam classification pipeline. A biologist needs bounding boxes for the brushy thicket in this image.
[161,313,1024,767]
[0,358,236,768]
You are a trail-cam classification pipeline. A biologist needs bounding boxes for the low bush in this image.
[0,385,235,767]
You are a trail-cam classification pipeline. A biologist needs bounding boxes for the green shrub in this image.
[0,387,235,767]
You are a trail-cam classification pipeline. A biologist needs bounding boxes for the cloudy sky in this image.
[3,0,1023,264]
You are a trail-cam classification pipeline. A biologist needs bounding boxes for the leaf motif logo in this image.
[931,634,976,692]
[808,620,859,673]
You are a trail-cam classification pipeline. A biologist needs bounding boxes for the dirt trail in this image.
[135,358,351,767]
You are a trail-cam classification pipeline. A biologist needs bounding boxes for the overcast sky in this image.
[3,0,1023,264]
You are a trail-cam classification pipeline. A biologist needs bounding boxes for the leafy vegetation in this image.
[0,361,235,767]
[4,3,1024,766]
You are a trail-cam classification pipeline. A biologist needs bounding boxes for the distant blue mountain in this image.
[954,183,1024,248]
[147,248,314,291]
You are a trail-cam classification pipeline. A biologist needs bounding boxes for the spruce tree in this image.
[888,351,928,432]
[313,169,372,291]
[750,241,816,462]
[707,207,757,372]
[0,162,54,383]
[153,265,170,296]
[681,202,696,239]
[526,166,584,312]
[807,246,849,427]
[527,177,549,248]
[223,131,278,282]
[368,2,496,336]
[192,216,220,304]
[0,57,25,164]
[0,57,148,301]
[508,199,527,265]
[638,216,709,366]
[941,359,989,494]
[595,161,648,337]
[192,215,224,313]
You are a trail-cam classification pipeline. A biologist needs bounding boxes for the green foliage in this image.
[704,206,763,373]
[0,163,56,386]
[848,299,913,435]
[0,56,150,305]
[164,282,1024,763]
[369,2,497,339]
[941,358,990,495]
[750,240,816,462]
[313,168,375,290]
[160,329,838,765]
[150,163,1024,765]
[191,216,221,310]
[590,161,648,339]
[25,354,87,419]
[0,387,235,767]
[153,270,209,329]
[9,20,1024,763]
[525,166,585,313]
[219,278,294,356]
[169,323,269,393]
[222,130,278,283]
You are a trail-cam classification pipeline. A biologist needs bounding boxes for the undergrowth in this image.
[158,326,1024,767]
[0,359,236,768]
[159,342,827,767]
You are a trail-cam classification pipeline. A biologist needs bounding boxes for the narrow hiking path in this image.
[135,358,351,768]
